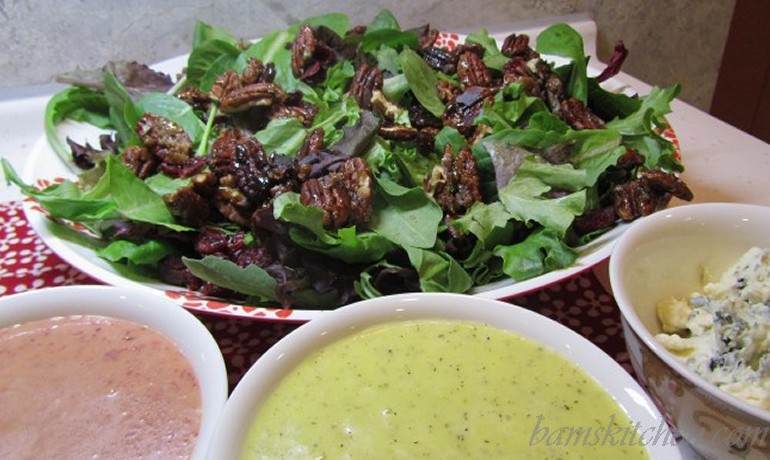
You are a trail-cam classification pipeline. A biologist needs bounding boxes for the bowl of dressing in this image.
[209,292,680,459]
[0,285,228,459]
[610,202,770,459]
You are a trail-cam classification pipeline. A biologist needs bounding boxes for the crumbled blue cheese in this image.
[655,247,770,410]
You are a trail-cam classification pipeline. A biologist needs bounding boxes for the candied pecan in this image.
[290,24,336,83]
[613,180,657,221]
[241,58,275,84]
[269,100,319,127]
[558,98,606,130]
[436,80,460,103]
[219,82,287,113]
[612,169,693,221]
[208,129,300,226]
[195,227,273,268]
[191,171,218,198]
[378,124,418,141]
[122,145,156,179]
[416,127,439,154]
[176,87,211,112]
[543,73,566,112]
[421,46,456,74]
[572,206,617,236]
[135,113,194,165]
[301,177,350,228]
[300,157,373,228]
[297,128,325,159]
[338,157,374,224]
[453,43,486,59]
[233,138,273,204]
[442,86,495,136]
[349,63,382,110]
[159,156,207,179]
[457,51,493,89]
[163,186,212,227]
[423,144,482,215]
[415,26,440,50]
[502,58,542,96]
[501,33,535,58]
[210,70,241,101]
[638,169,694,201]
[444,216,476,259]
[616,149,646,169]
[371,91,403,121]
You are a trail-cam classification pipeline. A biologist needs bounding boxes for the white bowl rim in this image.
[609,202,770,423]
[0,285,229,460]
[210,292,681,459]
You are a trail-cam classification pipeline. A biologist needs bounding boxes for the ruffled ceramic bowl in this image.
[610,202,770,459]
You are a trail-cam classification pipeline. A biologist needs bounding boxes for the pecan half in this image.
[349,63,383,110]
[300,157,374,228]
[424,144,482,215]
[219,82,287,113]
[457,51,493,89]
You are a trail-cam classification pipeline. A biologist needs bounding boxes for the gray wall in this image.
[0,0,733,111]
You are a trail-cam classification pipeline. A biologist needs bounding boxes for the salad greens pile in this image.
[2,9,684,309]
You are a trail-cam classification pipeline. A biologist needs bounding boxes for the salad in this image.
[2,10,692,309]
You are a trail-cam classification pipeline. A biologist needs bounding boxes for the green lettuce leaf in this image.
[494,228,577,280]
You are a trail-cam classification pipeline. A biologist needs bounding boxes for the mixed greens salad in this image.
[2,10,687,309]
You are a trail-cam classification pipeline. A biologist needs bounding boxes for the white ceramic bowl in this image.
[610,202,770,459]
[0,285,228,459]
[208,292,680,459]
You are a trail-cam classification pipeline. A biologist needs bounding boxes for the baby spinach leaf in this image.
[105,155,190,231]
[368,8,401,31]
[273,192,336,244]
[587,77,641,120]
[434,126,468,154]
[44,87,111,164]
[103,72,141,147]
[289,226,395,264]
[404,246,473,293]
[465,29,507,70]
[303,12,349,37]
[536,23,588,103]
[370,178,443,249]
[186,39,241,91]
[136,93,204,143]
[144,174,191,196]
[256,118,308,156]
[2,159,120,221]
[397,48,445,117]
[192,20,240,48]
[183,255,278,301]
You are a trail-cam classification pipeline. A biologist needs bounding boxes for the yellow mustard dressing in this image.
[241,320,649,459]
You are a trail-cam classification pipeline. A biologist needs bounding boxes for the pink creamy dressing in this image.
[0,314,201,459]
